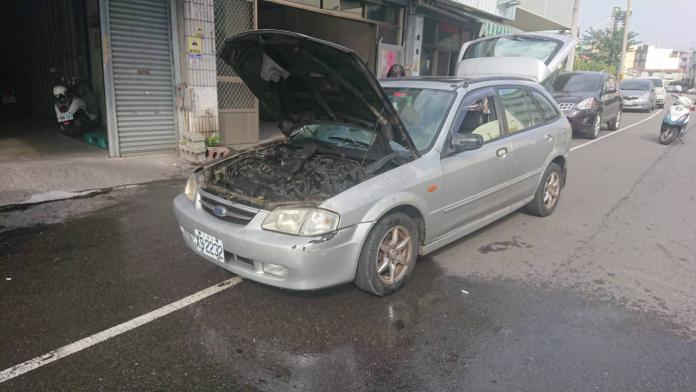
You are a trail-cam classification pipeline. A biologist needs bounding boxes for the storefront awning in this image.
[478,19,520,37]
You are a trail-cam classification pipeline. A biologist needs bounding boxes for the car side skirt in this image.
[419,196,533,255]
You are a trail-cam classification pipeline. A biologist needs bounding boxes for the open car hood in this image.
[456,32,576,83]
[220,30,419,157]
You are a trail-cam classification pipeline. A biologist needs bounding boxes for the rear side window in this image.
[498,87,543,133]
[529,89,559,123]
[651,79,663,87]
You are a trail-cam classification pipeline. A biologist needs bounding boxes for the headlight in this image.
[262,207,339,236]
[576,98,596,110]
[642,93,651,100]
[184,172,203,202]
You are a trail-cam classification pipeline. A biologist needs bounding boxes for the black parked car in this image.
[548,71,622,139]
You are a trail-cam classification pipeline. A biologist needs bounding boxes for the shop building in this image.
[0,0,573,160]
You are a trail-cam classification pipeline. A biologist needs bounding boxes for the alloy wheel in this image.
[543,172,561,209]
[376,225,413,285]
[593,116,601,138]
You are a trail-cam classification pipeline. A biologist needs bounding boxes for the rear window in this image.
[620,80,652,90]
[551,73,601,93]
[650,79,664,87]
[463,36,562,65]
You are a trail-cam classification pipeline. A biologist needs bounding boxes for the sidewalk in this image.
[0,119,195,206]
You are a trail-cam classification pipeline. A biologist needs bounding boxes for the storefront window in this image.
[377,25,399,45]
[323,0,362,14]
[420,47,434,76]
[437,23,460,49]
[422,18,436,45]
[420,17,472,76]
[366,3,399,24]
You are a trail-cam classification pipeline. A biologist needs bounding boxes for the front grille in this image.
[624,96,639,100]
[558,103,574,110]
[199,190,259,225]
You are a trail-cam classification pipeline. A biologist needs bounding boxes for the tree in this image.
[573,56,617,75]
[577,27,640,70]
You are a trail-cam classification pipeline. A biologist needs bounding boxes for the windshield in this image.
[383,87,455,152]
[463,36,562,65]
[291,88,454,154]
[551,73,601,93]
[650,79,664,87]
[620,80,651,90]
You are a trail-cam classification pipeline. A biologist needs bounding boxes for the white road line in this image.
[570,109,665,152]
[0,276,243,384]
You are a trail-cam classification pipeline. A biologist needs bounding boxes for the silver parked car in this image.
[620,78,656,113]
[173,30,572,296]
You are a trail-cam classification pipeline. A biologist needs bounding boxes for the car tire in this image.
[523,162,563,217]
[607,110,621,131]
[355,212,419,296]
[587,114,601,139]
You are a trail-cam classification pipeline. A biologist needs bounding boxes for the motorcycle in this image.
[52,76,98,137]
[659,94,694,145]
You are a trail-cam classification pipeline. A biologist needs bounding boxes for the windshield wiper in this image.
[328,136,370,148]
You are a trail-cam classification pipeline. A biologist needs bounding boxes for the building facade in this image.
[0,0,576,158]
[632,44,688,84]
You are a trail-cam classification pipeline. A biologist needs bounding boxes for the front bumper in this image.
[563,109,598,133]
[656,96,665,104]
[173,194,372,290]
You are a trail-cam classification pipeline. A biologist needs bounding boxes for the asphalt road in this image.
[2,101,696,391]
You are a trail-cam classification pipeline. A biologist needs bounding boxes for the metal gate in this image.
[214,0,258,145]
[101,0,177,156]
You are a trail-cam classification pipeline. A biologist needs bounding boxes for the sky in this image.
[578,0,696,51]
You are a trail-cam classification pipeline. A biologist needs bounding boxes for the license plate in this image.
[194,229,225,263]
[58,112,73,122]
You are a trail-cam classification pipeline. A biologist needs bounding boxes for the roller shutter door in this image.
[108,0,176,154]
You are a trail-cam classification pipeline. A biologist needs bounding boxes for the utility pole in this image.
[566,0,581,71]
[617,0,633,80]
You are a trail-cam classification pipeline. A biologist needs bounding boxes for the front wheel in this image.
[355,213,419,296]
[524,163,563,217]
[607,110,621,131]
[587,114,601,139]
[659,126,677,145]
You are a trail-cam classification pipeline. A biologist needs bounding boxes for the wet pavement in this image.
[2,106,696,391]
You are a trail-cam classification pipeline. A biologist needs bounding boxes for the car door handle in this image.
[545,133,553,142]
[496,147,508,158]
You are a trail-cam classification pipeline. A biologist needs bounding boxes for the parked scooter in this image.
[52,73,98,137]
[659,94,693,145]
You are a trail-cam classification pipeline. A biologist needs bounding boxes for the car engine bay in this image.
[208,141,397,206]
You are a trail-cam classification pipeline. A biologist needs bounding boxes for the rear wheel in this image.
[587,114,601,139]
[524,163,563,217]
[659,126,677,145]
[355,213,419,296]
[607,110,621,131]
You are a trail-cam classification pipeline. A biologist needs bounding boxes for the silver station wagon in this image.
[173,30,572,296]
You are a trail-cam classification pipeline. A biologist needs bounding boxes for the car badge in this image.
[212,205,227,217]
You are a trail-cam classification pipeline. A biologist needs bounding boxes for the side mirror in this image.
[451,133,484,152]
